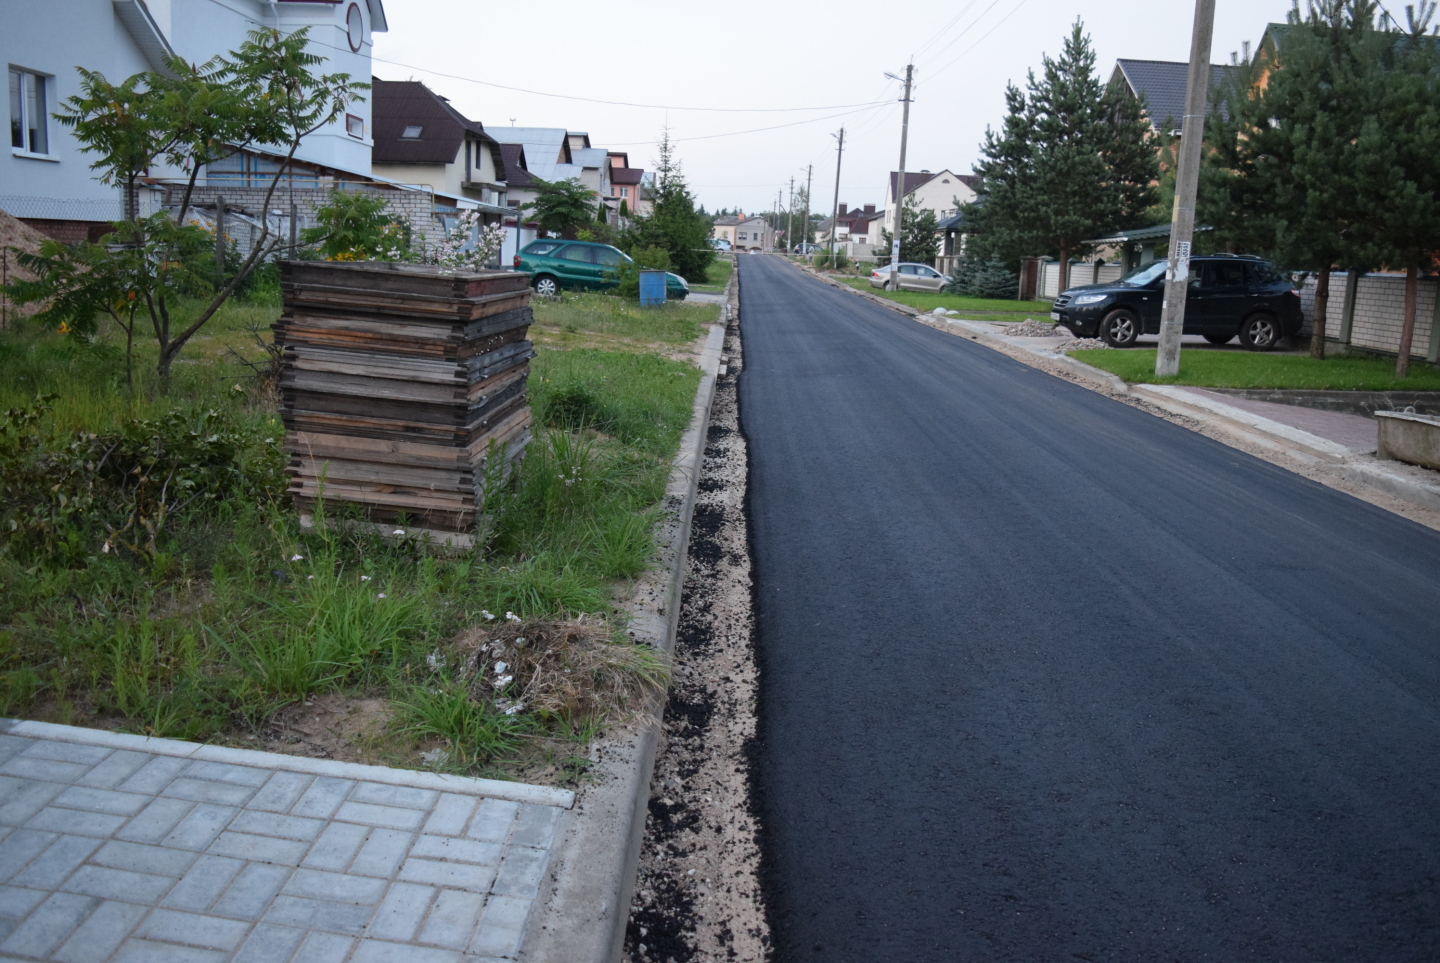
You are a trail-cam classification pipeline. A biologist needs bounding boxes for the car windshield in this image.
[1119,260,1168,286]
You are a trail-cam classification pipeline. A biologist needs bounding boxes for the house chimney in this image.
[838,204,848,218]
[864,204,875,216]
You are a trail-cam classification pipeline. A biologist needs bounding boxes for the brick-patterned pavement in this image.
[0,720,572,962]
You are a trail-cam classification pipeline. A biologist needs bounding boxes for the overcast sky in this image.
[373,1,1298,215]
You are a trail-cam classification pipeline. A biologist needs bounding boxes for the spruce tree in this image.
[963,20,1157,291]
[617,131,714,282]
[1205,0,1389,358]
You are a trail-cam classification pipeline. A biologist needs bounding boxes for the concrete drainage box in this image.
[1376,410,1440,471]
[275,260,536,549]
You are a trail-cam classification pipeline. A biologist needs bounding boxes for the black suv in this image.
[1051,255,1303,350]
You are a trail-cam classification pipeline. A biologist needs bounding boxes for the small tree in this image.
[528,177,601,239]
[879,197,940,265]
[301,190,408,261]
[963,19,1158,290]
[7,28,366,385]
[618,132,714,283]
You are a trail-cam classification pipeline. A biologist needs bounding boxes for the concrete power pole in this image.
[802,165,813,256]
[1155,0,1217,377]
[787,177,795,256]
[776,190,782,251]
[884,63,915,270]
[828,128,845,265]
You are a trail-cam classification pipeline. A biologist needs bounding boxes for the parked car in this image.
[870,262,947,293]
[1050,255,1302,350]
[709,238,733,251]
[514,240,688,299]
[793,243,819,255]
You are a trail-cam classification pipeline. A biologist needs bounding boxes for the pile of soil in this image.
[0,209,49,322]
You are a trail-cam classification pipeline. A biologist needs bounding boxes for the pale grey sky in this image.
[374,1,1299,214]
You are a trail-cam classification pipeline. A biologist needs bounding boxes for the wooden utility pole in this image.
[829,128,845,265]
[1156,0,1217,377]
[885,63,915,269]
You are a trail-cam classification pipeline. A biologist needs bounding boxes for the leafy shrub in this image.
[813,252,832,270]
[832,251,850,270]
[0,396,284,561]
[611,246,673,299]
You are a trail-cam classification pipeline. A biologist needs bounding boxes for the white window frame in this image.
[9,66,55,160]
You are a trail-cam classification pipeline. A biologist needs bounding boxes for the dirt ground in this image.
[624,306,770,962]
[0,209,49,323]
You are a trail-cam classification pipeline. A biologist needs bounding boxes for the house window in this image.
[9,68,49,155]
[207,150,318,188]
[738,232,747,240]
[400,125,423,139]
[345,114,365,139]
[619,186,629,199]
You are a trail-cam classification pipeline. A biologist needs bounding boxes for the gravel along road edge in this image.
[625,275,769,962]
[793,259,1440,533]
[523,301,729,963]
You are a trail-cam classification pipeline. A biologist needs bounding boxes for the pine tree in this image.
[1205,1,1390,358]
[963,20,1158,291]
[879,197,940,265]
[617,131,714,282]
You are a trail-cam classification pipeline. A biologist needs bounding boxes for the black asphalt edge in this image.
[522,266,733,963]
[786,257,1440,517]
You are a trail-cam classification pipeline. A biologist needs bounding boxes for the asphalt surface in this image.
[737,255,1440,963]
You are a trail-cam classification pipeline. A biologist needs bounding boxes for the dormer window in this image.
[400,126,423,139]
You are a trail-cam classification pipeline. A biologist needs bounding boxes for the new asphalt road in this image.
[737,255,1440,962]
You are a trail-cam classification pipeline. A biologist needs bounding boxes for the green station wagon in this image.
[512,240,689,299]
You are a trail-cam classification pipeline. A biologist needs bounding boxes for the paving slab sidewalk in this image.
[0,719,573,963]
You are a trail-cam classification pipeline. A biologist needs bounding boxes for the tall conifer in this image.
[964,21,1157,291]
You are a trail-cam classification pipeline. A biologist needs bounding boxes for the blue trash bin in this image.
[638,270,667,307]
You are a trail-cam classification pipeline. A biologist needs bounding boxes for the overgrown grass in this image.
[530,291,717,351]
[692,257,733,292]
[0,285,703,780]
[1070,348,1440,390]
[837,278,1041,320]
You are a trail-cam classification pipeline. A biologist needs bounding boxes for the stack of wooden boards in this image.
[275,261,535,546]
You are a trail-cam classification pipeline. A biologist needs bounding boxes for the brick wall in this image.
[1299,272,1440,363]
[164,184,447,258]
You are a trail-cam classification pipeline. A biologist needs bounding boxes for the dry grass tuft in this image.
[449,615,669,725]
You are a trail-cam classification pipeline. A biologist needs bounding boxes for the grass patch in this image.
[692,257,733,292]
[1071,348,1440,390]
[838,278,1040,318]
[531,292,718,352]
[0,285,702,782]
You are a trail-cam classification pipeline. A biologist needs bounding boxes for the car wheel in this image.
[1203,333,1234,345]
[533,275,560,298]
[1239,313,1280,351]
[1100,309,1141,348]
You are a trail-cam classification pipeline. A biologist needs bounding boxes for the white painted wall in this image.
[882,169,977,235]
[3,0,382,223]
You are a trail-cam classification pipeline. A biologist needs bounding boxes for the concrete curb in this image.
[789,257,1440,517]
[0,718,574,807]
[522,272,733,963]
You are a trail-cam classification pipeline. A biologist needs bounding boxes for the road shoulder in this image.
[790,258,1440,530]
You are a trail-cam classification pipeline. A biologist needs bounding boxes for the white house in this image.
[881,169,979,236]
[3,0,387,241]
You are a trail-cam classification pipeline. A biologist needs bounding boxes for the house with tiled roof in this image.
[881,169,980,235]
[370,78,510,214]
[1108,59,1238,133]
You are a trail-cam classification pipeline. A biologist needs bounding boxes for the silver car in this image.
[869,262,947,293]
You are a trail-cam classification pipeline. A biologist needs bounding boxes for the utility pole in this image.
[884,63,915,270]
[802,165,813,257]
[828,127,845,266]
[776,189,782,252]
[787,177,795,256]
[1155,0,1216,377]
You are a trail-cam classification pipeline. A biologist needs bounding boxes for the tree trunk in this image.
[1397,262,1419,378]
[1310,265,1331,359]
[1057,246,1069,294]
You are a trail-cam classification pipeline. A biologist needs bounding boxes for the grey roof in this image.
[1112,60,1237,128]
[571,147,610,169]
[1083,223,1213,245]
[489,128,573,179]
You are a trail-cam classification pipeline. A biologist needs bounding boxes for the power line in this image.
[910,0,984,61]
[604,102,890,148]
[927,0,1034,80]
[360,49,893,114]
